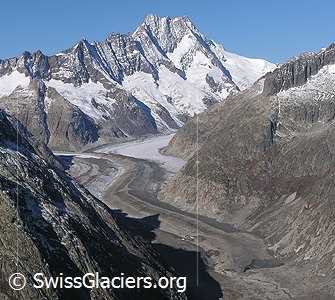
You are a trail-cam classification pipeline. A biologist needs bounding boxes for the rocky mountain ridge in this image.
[160,44,335,298]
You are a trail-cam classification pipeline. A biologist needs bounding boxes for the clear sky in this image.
[0,0,334,63]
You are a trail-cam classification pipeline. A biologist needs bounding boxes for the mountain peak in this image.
[143,14,193,25]
[137,14,199,36]
[132,14,202,58]
[143,13,164,23]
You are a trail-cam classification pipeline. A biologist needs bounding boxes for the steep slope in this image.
[0,14,274,151]
[161,44,335,297]
[0,110,187,300]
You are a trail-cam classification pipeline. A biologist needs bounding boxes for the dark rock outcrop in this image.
[0,80,50,144]
[263,43,335,96]
[46,88,100,151]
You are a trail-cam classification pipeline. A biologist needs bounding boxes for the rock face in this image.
[161,45,335,297]
[46,87,100,151]
[0,14,274,151]
[0,110,187,300]
[263,43,335,96]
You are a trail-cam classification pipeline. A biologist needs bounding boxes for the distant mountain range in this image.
[0,14,275,151]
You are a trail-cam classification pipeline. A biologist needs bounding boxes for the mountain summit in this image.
[0,15,275,151]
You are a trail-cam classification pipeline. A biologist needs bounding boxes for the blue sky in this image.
[0,0,334,63]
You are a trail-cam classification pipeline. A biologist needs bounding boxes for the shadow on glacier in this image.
[59,155,223,299]
[110,210,224,300]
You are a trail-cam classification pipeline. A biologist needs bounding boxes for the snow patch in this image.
[278,63,335,104]
[158,65,209,113]
[47,79,116,119]
[0,71,30,97]
[122,65,211,128]
[167,34,196,69]
[210,42,276,90]
[186,51,235,99]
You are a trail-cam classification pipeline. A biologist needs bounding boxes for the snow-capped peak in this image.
[133,14,202,55]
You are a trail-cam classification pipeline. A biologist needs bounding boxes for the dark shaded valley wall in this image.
[0,111,187,300]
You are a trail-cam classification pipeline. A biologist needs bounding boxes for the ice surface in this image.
[96,134,185,173]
